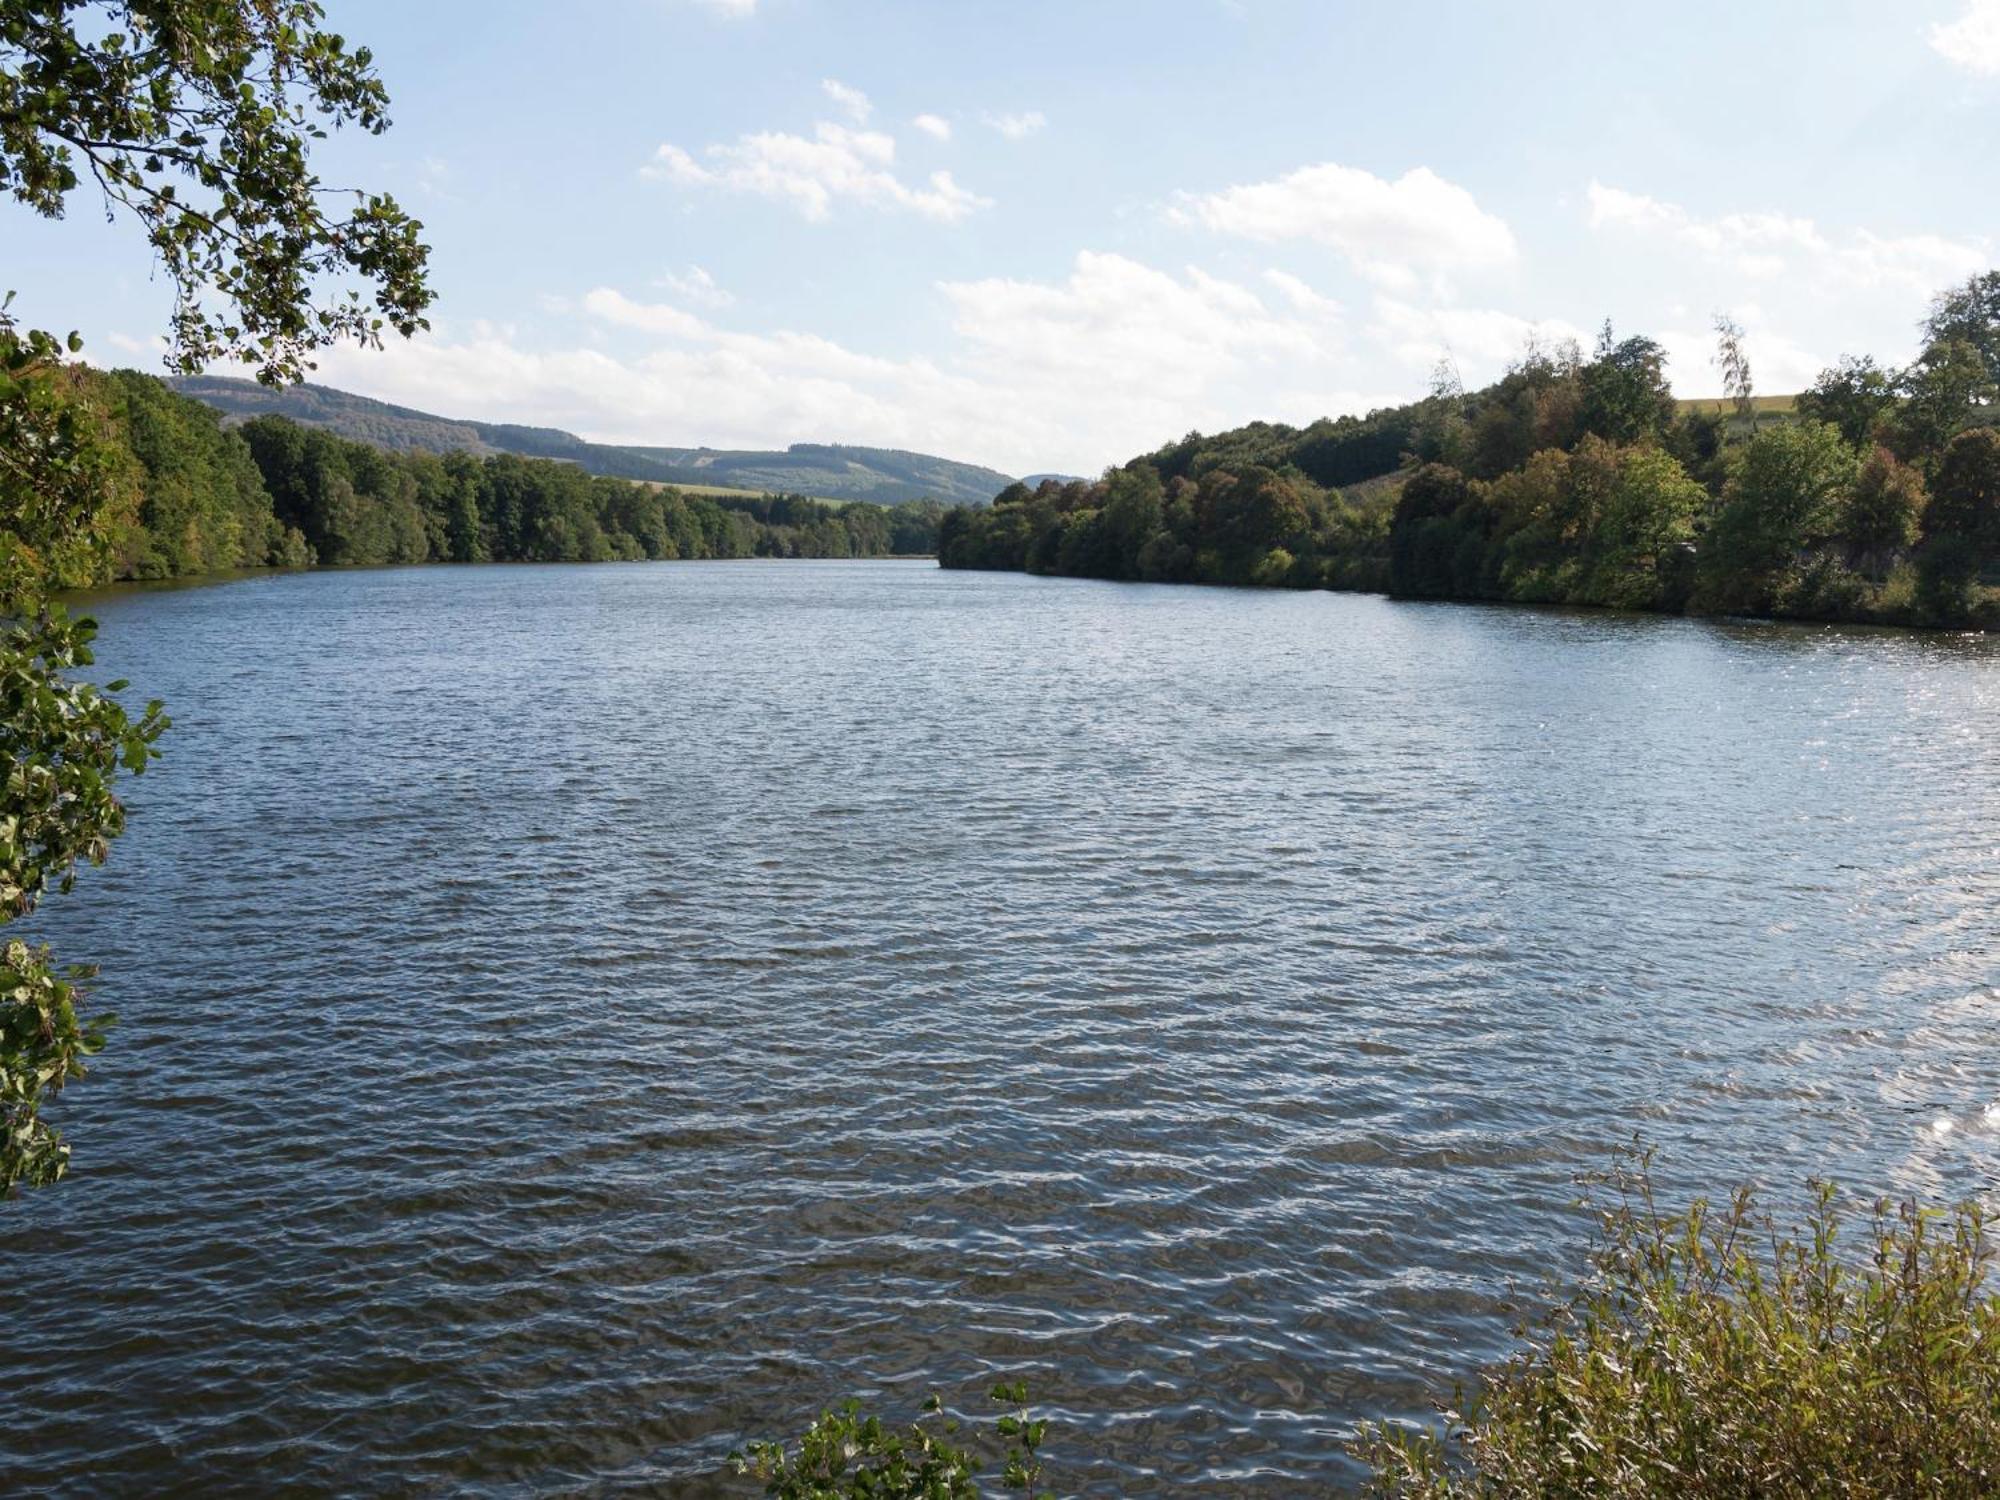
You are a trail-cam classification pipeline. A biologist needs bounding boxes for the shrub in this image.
[0,607,167,1194]
[1872,561,1920,619]
[1924,428,2000,561]
[1841,447,1927,579]
[1355,1148,2000,1497]
[735,1383,1051,1499]
[1696,421,1859,615]
[1779,556,1871,621]
[1254,546,1296,586]
[1917,534,1984,625]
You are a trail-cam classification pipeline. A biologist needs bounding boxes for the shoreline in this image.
[59,552,942,604]
[938,560,1999,637]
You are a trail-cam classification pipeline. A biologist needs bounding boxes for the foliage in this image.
[170,375,1017,505]
[1797,355,1897,450]
[943,434,1708,617]
[1695,420,1858,615]
[0,300,169,1198]
[0,607,165,1193]
[942,266,2000,630]
[1922,269,2000,395]
[0,365,949,583]
[1585,443,1705,610]
[1916,428,2000,621]
[0,0,433,382]
[229,411,941,567]
[0,936,104,1190]
[1840,446,1926,579]
[1711,314,1754,430]
[942,464,1389,594]
[733,1383,1052,1500]
[1,0,436,1192]
[105,366,297,574]
[1578,326,1677,446]
[0,297,126,603]
[0,299,162,1201]
[1355,1149,2000,1498]
[1924,426,2000,554]
[1389,462,1486,598]
[0,608,164,917]
[1893,340,1993,467]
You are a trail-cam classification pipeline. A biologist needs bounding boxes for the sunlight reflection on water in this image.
[3,561,1997,1494]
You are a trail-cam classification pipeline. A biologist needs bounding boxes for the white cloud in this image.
[821,78,872,123]
[1654,317,1827,401]
[80,329,164,369]
[912,113,953,142]
[1263,269,1342,319]
[941,253,1323,380]
[984,110,1047,140]
[307,253,1390,476]
[654,265,734,308]
[687,0,756,15]
[581,287,710,340]
[1368,297,1585,373]
[645,120,990,222]
[1585,181,1987,296]
[1932,0,2000,74]
[1174,162,1517,290]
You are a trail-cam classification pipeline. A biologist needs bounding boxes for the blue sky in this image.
[10,0,2000,475]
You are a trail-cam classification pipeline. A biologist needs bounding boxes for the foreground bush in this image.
[1356,1149,2000,1497]
[734,1382,1051,1499]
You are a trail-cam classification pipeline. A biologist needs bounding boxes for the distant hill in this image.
[167,376,1018,506]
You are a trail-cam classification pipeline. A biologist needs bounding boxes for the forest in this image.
[169,376,1018,506]
[62,368,944,585]
[939,271,2000,630]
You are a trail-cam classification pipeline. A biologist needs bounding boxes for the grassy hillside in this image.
[1675,394,1799,434]
[169,376,500,456]
[1674,394,1798,416]
[169,377,1018,506]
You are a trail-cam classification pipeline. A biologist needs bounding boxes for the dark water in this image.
[3,560,1997,1495]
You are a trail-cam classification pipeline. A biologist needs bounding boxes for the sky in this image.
[9,0,2000,477]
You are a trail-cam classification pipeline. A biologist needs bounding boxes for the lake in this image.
[3,559,1997,1494]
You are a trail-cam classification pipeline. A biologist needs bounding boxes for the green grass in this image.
[638,478,849,506]
[1675,394,1798,417]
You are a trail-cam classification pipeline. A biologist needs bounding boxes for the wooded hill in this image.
[56,368,944,584]
[169,376,1018,507]
[939,272,2000,631]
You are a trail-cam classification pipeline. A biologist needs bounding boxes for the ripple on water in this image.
[2,561,1997,1495]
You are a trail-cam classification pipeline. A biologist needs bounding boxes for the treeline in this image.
[940,271,2000,629]
[77,368,943,583]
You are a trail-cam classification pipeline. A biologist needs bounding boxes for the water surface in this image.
[3,561,1997,1493]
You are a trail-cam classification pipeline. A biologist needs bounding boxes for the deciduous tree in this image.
[0,0,431,1193]
[1797,355,1897,451]
[2,0,434,382]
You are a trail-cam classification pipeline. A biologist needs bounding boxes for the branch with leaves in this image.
[0,0,434,383]
[0,302,166,1193]
[0,0,427,1194]
[734,1384,1055,1500]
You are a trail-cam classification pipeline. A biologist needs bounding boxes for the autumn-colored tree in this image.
[1840,446,1926,579]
